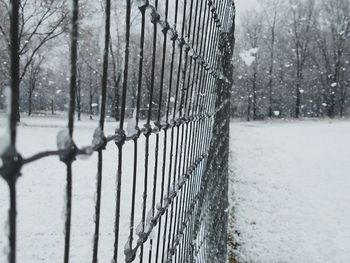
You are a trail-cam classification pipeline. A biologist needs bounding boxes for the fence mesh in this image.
[0,0,235,262]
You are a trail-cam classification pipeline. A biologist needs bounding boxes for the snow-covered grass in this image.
[229,119,350,263]
[0,114,174,262]
[5,115,349,262]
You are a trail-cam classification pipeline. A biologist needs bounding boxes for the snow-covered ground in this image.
[229,120,350,263]
[3,116,350,262]
[0,114,174,262]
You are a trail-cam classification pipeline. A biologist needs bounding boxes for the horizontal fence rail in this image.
[0,0,235,262]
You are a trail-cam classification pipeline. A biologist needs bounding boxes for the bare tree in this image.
[0,0,69,120]
[262,0,282,118]
[321,0,350,117]
[289,0,316,118]
[26,55,44,116]
[243,11,263,121]
[110,37,122,121]
[232,0,350,119]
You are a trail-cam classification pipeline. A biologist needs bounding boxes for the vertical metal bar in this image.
[67,0,79,137]
[140,0,159,261]
[92,0,111,261]
[180,0,201,257]
[125,3,146,262]
[171,1,189,260]
[153,0,170,261]
[162,1,180,260]
[9,0,20,146]
[113,0,131,260]
[64,0,79,262]
[191,1,217,260]
[64,165,73,263]
[5,1,21,263]
[166,0,185,260]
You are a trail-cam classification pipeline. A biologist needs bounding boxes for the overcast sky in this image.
[235,0,260,20]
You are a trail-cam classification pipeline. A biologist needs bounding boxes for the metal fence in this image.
[0,0,235,262]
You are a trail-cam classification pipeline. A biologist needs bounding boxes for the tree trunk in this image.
[110,42,121,121]
[329,50,343,118]
[77,74,81,121]
[89,92,93,116]
[268,22,276,118]
[28,78,35,116]
[28,91,32,116]
[295,66,302,118]
[247,95,251,121]
[252,64,258,120]
[340,84,347,117]
[295,84,301,118]
[113,73,121,121]
[268,73,274,118]
[51,99,54,115]
[0,86,4,109]
[89,71,93,117]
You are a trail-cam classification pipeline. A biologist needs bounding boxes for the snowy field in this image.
[0,114,175,262]
[3,116,350,263]
[230,120,350,263]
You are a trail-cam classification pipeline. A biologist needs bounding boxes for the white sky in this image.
[235,0,260,20]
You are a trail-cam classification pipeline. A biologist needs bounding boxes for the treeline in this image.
[0,0,193,122]
[232,0,350,120]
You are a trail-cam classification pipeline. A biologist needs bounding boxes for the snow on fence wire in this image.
[0,0,235,262]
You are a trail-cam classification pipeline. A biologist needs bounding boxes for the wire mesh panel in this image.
[0,0,235,262]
